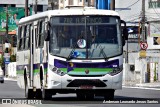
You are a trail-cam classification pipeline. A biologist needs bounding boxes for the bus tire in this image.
[42,89,52,100]
[24,75,34,99]
[35,89,42,99]
[1,80,4,83]
[104,89,115,101]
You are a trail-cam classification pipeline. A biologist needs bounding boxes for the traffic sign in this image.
[140,41,148,50]
[139,50,146,58]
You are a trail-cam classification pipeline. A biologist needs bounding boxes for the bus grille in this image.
[67,79,106,87]
[68,74,105,77]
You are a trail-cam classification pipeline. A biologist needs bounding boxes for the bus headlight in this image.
[49,64,66,76]
[109,65,123,76]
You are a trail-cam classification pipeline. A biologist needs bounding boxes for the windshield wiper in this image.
[66,43,77,61]
[99,45,108,61]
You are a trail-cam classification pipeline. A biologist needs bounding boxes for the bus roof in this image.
[19,7,120,24]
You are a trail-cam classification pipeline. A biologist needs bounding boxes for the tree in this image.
[10,54,16,62]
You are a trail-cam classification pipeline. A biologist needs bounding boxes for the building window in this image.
[149,0,160,8]
[0,4,15,7]
[0,4,7,7]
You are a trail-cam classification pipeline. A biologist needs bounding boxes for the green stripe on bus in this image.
[59,68,112,73]
[17,68,112,74]
[17,68,47,75]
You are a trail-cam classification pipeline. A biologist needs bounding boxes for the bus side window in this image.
[18,26,24,50]
[23,26,27,49]
[35,28,38,48]
[18,26,21,40]
[25,25,30,50]
[38,20,45,47]
[17,26,22,50]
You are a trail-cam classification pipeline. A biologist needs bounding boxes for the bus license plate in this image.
[80,85,93,89]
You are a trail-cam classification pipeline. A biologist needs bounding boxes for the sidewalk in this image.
[135,82,160,88]
[4,77,17,81]
[123,81,160,89]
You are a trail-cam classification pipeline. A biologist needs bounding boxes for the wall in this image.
[7,62,16,77]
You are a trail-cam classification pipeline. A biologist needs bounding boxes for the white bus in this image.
[16,6,128,100]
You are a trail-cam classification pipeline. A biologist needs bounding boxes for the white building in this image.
[116,0,160,83]
[49,0,95,9]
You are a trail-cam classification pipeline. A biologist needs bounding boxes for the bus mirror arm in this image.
[45,30,50,41]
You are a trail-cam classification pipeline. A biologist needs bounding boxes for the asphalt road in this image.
[0,80,160,107]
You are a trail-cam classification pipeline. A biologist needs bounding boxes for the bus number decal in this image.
[64,18,73,23]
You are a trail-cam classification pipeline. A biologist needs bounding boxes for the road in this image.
[0,80,160,107]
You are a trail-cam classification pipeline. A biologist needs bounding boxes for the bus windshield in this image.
[49,15,122,59]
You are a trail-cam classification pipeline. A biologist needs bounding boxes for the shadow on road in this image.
[41,95,160,104]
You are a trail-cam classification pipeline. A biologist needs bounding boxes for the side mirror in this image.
[121,20,128,46]
[123,28,128,40]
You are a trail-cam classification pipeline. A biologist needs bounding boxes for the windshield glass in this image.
[49,16,122,59]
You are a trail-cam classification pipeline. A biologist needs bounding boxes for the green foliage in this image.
[10,54,16,62]
[0,55,4,67]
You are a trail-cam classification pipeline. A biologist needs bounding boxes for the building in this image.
[0,0,48,43]
[48,0,95,9]
[115,0,160,83]
[0,0,48,13]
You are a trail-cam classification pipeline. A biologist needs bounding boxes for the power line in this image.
[150,24,160,32]
[117,0,140,11]
[126,0,140,8]
[150,2,160,19]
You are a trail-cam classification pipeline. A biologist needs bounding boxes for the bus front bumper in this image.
[47,71,123,90]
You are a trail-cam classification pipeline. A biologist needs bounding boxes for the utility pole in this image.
[88,0,91,6]
[6,5,9,41]
[4,5,9,77]
[35,0,38,14]
[25,0,28,17]
[141,0,147,83]
[110,0,115,10]
[141,0,145,42]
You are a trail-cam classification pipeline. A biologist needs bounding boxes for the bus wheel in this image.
[104,89,115,101]
[42,89,52,100]
[24,75,34,99]
[35,89,42,99]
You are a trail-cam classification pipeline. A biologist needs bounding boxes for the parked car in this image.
[0,67,4,83]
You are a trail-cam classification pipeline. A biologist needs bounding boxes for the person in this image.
[26,7,31,16]
[20,8,31,19]
[13,13,19,25]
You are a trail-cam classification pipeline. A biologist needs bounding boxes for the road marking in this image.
[123,86,160,91]
[0,105,35,107]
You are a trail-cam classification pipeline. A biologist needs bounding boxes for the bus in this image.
[16,6,128,100]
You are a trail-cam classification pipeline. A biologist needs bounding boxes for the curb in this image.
[135,84,160,88]
[4,77,17,81]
